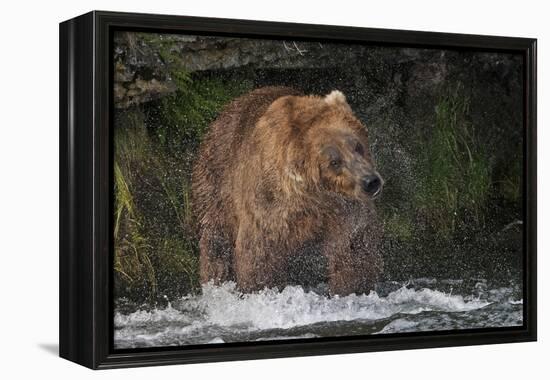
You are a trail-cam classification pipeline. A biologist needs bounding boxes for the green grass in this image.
[155,73,253,149]
[113,118,159,301]
[383,211,414,241]
[380,83,493,242]
[113,107,201,302]
[497,159,522,204]
[416,84,491,237]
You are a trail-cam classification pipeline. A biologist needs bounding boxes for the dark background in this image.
[112,32,524,304]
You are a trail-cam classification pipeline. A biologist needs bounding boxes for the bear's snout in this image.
[361,174,382,197]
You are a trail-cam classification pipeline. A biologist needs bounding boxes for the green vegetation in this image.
[383,212,414,241]
[114,114,159,302]
[416,84,491,237]
[379,83,524,280]
[497,159,522,204]
[382,84,493,241]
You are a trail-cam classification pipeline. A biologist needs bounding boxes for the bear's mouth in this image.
[370,187,382,199]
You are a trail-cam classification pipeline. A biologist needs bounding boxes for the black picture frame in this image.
[59,10,537,369]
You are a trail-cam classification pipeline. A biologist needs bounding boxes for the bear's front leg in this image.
[234,222,288,293]
[324,228,382,296]
[199,224,233,285]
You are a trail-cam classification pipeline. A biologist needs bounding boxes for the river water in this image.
[114,278,523,349]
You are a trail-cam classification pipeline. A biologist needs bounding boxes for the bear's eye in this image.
[355,143,365,156]
[330,159,341,168]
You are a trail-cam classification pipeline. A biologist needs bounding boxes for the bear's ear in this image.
[324,90,351,111]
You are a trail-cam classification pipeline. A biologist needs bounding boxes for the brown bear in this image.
[192,86,383,295]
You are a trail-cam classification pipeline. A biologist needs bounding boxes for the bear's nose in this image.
[362,175,382,196]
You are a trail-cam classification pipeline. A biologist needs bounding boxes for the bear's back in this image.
[192,86,302,229]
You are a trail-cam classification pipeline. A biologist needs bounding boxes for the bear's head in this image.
[269,90,383,201]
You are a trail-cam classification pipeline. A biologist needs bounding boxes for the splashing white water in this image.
[113,280,524,348]
[182,282,489,329]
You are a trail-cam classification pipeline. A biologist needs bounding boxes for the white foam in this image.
[187,282,490,330]
[114,282,491,341]
[114,303,192,326]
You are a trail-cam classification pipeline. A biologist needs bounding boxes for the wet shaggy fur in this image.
[192,86,383,295]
